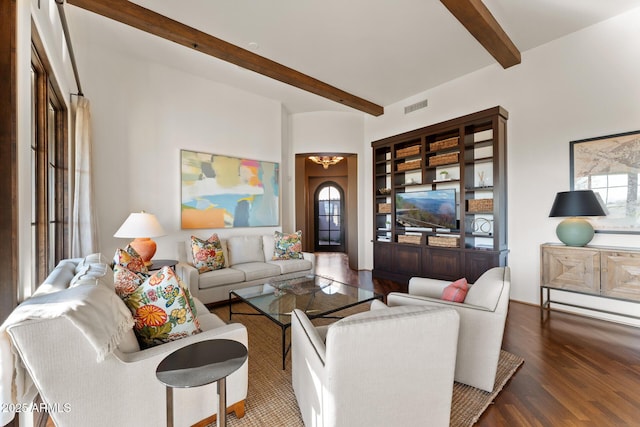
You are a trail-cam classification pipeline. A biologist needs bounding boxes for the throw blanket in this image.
[0,284,134,426]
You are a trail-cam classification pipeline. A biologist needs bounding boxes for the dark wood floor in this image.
[316,253,640,426]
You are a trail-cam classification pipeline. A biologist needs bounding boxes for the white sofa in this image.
[177,234,315,304]
[3,256,248,427]
[291,304,460,427]
[387,266,511,392]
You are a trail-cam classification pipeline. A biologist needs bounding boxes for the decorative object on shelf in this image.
[398,235,422,244]
[477,171,487,187]
[114,211,166,266]
[471,218,493,234]
[571,130,640,234]
[427,236,459,247]
[378,203,391,213]
[439,170,450,180]
[429,152,458,166]
[378,188,392,195]
[429,137,459,152]
[181,150,279,229]
[396,145,420,158]
[468,198,493,213]
[548,190,607,247]
[308,155,344,169]
[397,159,422,171]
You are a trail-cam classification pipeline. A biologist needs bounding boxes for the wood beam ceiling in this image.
[440,0,521,69]
[66,0,384,116]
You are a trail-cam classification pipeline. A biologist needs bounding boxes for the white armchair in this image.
[387,266,511,392]
[291,305,460,427]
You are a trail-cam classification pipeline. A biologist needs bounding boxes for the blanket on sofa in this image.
[0,284,134,425]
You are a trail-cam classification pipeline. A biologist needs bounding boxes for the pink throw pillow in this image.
[441,278,469,302]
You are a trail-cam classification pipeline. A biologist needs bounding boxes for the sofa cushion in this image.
[114,264,149,298]
[31,262,77,296]
[190,234,225,273]
[267,258,313,274]
[74,253,111,273]
[272,230,304,260]
[441,278,468,302]
[122,267,201,348]
[227,235,265,265]
[113,245,148,274]
[198,267,246,290]
[232,262,281,282]
[464,268,505,311]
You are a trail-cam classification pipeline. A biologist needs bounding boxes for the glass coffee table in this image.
[229,274,382,369]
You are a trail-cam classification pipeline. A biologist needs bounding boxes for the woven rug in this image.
[208,303,523,427]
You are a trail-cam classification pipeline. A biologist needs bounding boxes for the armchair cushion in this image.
[441,278,468,302]
[113,245,148,274]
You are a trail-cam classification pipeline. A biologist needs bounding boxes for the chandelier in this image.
[308,155,344,169]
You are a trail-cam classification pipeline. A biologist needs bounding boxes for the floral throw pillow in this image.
[113,245,148,274]
[122,266,201,348]
[273,230,303,260]
[113,264,149,299]
[191,234,225,273]
[441,278,469,303]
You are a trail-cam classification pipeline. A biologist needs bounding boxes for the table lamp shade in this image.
[114,212,166,265]
[549,190,607,247]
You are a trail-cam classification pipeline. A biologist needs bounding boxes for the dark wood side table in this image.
[155,339,248,427]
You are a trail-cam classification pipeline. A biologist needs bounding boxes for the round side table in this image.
[156,339,248,427]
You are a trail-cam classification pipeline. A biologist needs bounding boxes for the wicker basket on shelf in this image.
[398,235,422,244]
[397,159,422,171]
[427,236,459,248]
[428,152,458,166]
[467,198,493,212]
[429,137,459,152]
[396,145,420,158]
[378,203,391,213]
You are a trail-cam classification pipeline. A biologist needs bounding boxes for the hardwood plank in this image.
[440,0,521,68]
[65,0,384,116]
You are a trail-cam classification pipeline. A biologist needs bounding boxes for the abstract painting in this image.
[181,150,279,229]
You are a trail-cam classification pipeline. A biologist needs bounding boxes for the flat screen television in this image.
[395,189,457,230]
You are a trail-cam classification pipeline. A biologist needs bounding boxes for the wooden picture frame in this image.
[570,130,640,234]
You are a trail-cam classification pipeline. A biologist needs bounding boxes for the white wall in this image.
[365,7,640,324]
[72,40,285,261]
[290,111,366,265]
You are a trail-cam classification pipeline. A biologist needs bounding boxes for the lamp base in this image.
[556,218,595,247]
[129,237,156,266]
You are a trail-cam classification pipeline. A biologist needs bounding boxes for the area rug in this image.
[208,303,523,427]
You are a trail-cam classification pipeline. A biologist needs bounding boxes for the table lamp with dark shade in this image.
[548,190,607,247]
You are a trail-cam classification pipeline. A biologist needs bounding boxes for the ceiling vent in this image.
[404,99,428,114]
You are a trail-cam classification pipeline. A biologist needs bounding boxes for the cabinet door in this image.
[424,248,462,281]
[541,245,599,294]
[373,242,393,272]
[464,251,501,283]
[392,244,423,277]
[601,250,640,301]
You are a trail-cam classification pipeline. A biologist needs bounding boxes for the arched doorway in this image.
[314,182,345,252]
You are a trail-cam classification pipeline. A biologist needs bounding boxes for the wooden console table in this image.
[540,243,640,321]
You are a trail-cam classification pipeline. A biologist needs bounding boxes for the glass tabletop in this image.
[230,274,381,326]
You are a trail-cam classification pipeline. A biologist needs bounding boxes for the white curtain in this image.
[71,97,99,257]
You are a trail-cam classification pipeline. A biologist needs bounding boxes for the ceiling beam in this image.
[66,0,384,116]
[440,0,521,69]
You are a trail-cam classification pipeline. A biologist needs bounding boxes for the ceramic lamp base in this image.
[129,237,156,266]
[556,217,595,247]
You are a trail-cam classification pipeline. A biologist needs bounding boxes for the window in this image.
[315,183,345,252]
[30,43,68,289]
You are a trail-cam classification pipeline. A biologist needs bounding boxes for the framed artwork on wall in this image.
[180,150,279,229]
[570,130,640,234]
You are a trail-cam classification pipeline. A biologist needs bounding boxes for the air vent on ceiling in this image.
[404,99,428,114]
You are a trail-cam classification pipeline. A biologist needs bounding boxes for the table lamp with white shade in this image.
[114,211,166,266]
[548,190,607,247]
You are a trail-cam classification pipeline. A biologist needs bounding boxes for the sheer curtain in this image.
[71,97,99,257]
